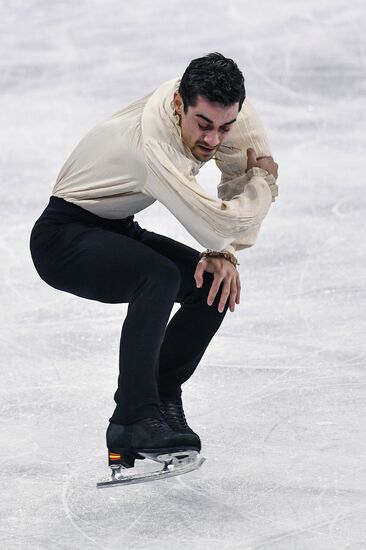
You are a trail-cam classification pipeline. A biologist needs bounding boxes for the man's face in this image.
[173,91,239,162]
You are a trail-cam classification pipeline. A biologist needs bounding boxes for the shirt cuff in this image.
[220,244,236,256]
[246,166,278,202]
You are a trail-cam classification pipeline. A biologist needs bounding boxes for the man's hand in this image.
[246,147,278,180]
[194,256,241,313]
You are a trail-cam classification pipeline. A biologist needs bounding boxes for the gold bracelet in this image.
[199,249,240,267]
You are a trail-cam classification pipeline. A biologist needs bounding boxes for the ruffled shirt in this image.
[52,78,278,256]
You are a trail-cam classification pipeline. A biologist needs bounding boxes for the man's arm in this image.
[142,139,275,253]
[215,99,278,253]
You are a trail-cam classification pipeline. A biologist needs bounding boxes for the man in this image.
[29,52,278,472]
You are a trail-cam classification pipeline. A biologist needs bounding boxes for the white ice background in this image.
[1,0,366,548]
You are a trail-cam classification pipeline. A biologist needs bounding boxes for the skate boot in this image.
[97,416,205,487]
[159,392,201,451]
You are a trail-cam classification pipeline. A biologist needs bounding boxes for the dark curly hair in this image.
[178,52,246,114]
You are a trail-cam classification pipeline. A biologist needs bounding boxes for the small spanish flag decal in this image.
[109,452,121,461]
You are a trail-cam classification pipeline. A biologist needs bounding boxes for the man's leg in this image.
[30,218,182,424]
[136,229,230,397]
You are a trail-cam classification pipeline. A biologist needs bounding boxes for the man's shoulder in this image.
[141,77,181,144]
[236,98,258,121]
[142,77,180,114]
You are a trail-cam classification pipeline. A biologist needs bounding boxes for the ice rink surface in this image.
[1,0,366,548]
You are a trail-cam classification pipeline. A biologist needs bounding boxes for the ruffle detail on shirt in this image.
[169,80,182,138]
[171,107,182,138]
[246,167,278,203]
[218,167,278,204]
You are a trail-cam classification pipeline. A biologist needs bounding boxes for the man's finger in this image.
[207,274,223,306]
[194,258,205,287]
[229,279,237,312]
[236,272,241,304]
[218,280,231,313]
[246,147,257,163]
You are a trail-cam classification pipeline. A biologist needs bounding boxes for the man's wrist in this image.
[199,249,239,267]
[246,166,270,178]
[245,166,278,202]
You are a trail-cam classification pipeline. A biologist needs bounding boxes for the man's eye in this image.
[198,124,231,132]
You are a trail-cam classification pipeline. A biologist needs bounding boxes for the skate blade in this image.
[97,450,205,489]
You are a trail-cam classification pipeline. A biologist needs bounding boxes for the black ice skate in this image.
[97,416,205,488]
[159,393,201,451]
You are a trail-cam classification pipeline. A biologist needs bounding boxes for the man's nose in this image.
[203,130,220,148]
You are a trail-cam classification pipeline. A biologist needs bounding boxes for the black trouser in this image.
[29,196,229,425]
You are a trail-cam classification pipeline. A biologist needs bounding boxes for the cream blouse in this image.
[52,78,278,256]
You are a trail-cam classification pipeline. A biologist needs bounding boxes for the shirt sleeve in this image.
[214,98,278,252]
[142,138,274,252]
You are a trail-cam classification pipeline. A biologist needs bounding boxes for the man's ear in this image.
[173,91,184,114]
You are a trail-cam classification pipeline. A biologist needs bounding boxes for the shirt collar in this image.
[168,79,205,169]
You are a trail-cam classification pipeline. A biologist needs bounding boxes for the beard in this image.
[193,143,217,160]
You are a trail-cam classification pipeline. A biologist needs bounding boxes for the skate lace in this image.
[148,417,172,434]
[160,396,189,430]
